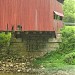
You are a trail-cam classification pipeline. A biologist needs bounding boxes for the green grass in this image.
[33,25,75,69]
[33,50,75,70]
[33,50,67,68]
[65,26,75,31]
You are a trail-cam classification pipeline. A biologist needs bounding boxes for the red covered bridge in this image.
[0,0,64,33]
[0,0,64,56]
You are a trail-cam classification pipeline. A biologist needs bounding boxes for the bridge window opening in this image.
[57,0,64,3]
[54,13,57,19]
[60,16,63,20]
[57,16,60,20]
[54,13,59,20]
[54,11,64,20]
[54,13,63,20]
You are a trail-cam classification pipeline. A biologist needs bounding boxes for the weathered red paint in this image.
[53,0,64,33]
[0,0,63,32]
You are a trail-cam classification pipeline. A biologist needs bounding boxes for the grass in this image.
[65,26,75,31]
[33,50,67,68]
[33,50,75,71]
[33,25,75,69]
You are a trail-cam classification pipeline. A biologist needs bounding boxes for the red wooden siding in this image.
[0,0,63,32]
[53,0,64,33]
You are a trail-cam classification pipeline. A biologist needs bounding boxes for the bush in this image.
[59,26,75,53]
[0,32,11,48]
[64,52,75,65]
[0,32,11,60]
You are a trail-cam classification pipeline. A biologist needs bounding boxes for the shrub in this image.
[0,32,11,60]
[59,26,75,53]
[0,32,11,48]
[64,52,75,65]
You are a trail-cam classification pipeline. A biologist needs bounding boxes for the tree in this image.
[63,0,75,23]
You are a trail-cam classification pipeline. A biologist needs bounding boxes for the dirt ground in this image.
[38,65,75,75]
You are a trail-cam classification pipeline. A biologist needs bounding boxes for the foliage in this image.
[0,32,11,48]
[64,52,75,65]
[33,50,65,68]
[33,26,75,68]
[59,26,75,53]
[63,0,75,23]
[0,33,11,60]
[0,32,25,62]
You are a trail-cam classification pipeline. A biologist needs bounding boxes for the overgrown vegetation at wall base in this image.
[0,33,11,60]
[33,26,75,68]
[0,32,11,48]
[64,52,75,65]
[59,26,75,53]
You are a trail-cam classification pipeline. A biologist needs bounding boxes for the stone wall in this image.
[8,32,62,58]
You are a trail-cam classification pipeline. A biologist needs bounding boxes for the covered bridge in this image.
[0,0,64,57]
